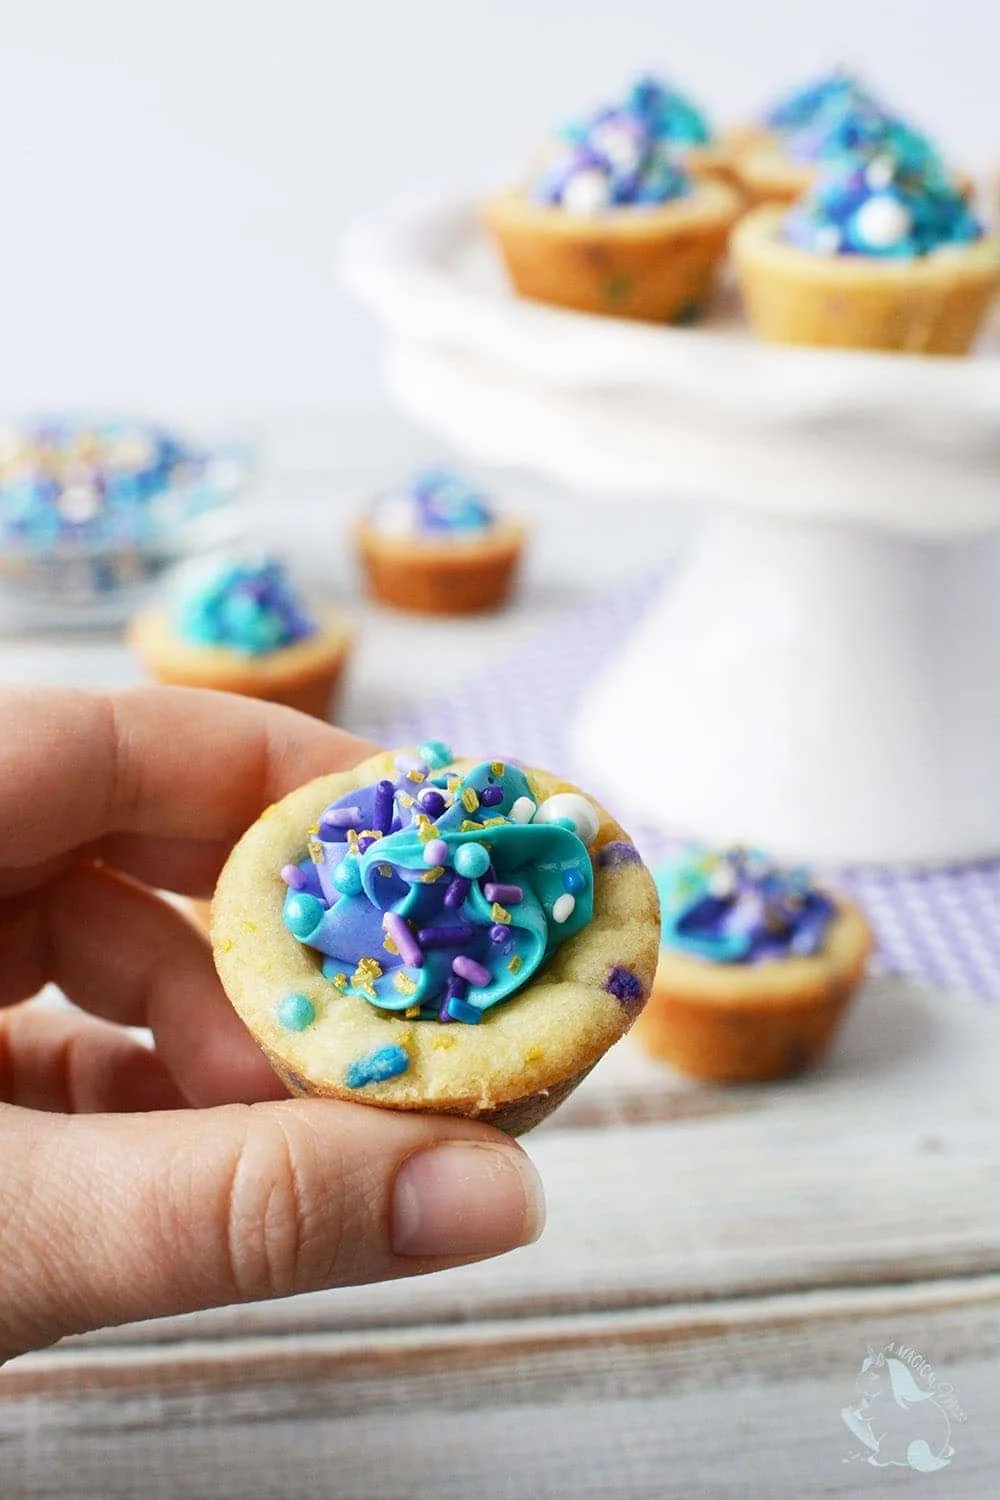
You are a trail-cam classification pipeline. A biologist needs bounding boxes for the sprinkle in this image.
[461,786,480,814]
[398,791,415,808]
[377,862,394,879]
[281,863,307,889]
[283,890,324,939]
[373,779,396,835]
[439,973,466,1022]
[423,838,449,867]
[490,762,505,776]
[454,842,490,879]
[444,875,471,909]
[351,956,383,994]
[421,865,445,883]
[484,881,523,905]
[447,996,483,1025]
[596,840,641,868]
[507,955,523,975]
[419,740,453,770]
[219,938,233,953]
[523,1047,544,1064]
[345,1044,409,1089]
[460,819,484,832]
[418,921,476,946]
[405,768,427,784]
[383,933,399,955]
[331,971,349,991]
[489,924,509,943]
[482,817,507,827]
[241,920,257,933]
[553,893,576,924]
[453,955,491,987]
[509,796,536,824]
[320,805,363,830]
[433,1033,457,1050]
[446,776,462,793]
[332,856,363,896]
[414,813,435,844]
[276,991,316,1032]
[417,788,446,818]
[479,784,504,808]
[307,824,319,836]
[606,966,643,1006]
[308,838,324,864]
[490,902,511,925]
[393,971,417,996]
[405,1005,421,1019]
[384,912,424,968]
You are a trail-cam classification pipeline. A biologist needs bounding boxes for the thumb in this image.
[0,1099,545,1362]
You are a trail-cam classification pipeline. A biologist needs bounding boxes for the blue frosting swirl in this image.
[281,748,595,1024]
[783,95,945,176]
[784,151,982,258]
[173,556,317,655]
[370,469,495,538]
[623,75,712,146]
[655,847,836,964]
[764,69,873,133]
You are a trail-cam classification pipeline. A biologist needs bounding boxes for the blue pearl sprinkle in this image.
[345,1044,410,1089]
[276,992,316,1032]
[283,890,325,939]
[454,841,490,879]
[418,740,453,770]
[332,856,363,896]
[562,867,586,894]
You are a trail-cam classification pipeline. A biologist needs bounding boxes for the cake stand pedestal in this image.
[342,196,1000,866]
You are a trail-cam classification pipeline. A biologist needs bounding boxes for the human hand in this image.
[0,686,544,1365]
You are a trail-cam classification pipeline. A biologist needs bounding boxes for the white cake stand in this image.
[342,195,1000,866]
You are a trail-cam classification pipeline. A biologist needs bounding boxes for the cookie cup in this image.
[212,750,659,1136]
[128,603,354,719]
[484,181,740,322]
[732,204,1000,354]
[633,898,872,1083]
[354,519,525,615]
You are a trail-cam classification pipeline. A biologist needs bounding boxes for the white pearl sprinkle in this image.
[509,796,537,824]
[853,194,912,251]
[532,793,600,847]
[552,893,576,924]
[561,168,611,217]
[864,155,894,192]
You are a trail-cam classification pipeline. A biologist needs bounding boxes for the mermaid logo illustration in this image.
[842,1342,965,1472]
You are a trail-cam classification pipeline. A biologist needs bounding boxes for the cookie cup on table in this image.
[128,603,354,719]
[212,750,660,1135]
[354,519,525,615]
[732,204,1000,354]
[633,898,872,1084]
[484,180,740,323]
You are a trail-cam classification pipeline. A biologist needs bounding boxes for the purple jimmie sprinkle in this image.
[281,863,308,890]
[373,780,396,836]
[443,875,471,909]
[384,912,424,968]
[605,966,644,1007]
[418,921,476,947]
[483,881,523,905]
[439,974,467,1022]
[320,805,363,831]
[453,955,491,987]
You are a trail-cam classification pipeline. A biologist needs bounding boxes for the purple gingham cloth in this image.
[359,575,1000,1001]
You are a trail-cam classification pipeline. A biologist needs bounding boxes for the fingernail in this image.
[391,1142,546,1258]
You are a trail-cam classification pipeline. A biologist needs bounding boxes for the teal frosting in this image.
[172,555,317,656]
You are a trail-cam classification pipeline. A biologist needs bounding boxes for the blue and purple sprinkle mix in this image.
[536,98,692,213]
[656,847,836,965]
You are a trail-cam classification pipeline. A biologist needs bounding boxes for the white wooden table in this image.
[2,417,998,1497]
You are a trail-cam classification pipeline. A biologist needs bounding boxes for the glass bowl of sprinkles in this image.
[0,416,250,628]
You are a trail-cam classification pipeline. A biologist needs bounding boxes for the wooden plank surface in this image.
[3,1278,997,1498]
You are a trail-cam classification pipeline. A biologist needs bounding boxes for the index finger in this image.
[0,684,378,870]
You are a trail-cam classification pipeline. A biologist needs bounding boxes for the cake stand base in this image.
[573,509,1000,867]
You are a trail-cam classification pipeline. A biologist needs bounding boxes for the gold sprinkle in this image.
[347,829,360,852]
[241,920,257,934]
[414,814,435,844]
[523,1046,543,1064]
[359,828,382,844]
[351,956,383,994]
[491,761,505,776]
[307,823,319,836]
[460,819,484,832]
[405,1005,421,1019]
[331,972,349,992]
[377,862,393,878]
[393,971,417,996]
[507,955,523,975]
[219,938,233,954]
[383,933,399,955]
[482,816,506,827]
[446,776,462,792]
[433,1033,457,1050]
[461,787,480,814]
[421,865,445,883]
[308,838,324,864]
[491,902,511,925]
[395,1028,414,1047]
[398,791,415,808]
[406,768,427,784]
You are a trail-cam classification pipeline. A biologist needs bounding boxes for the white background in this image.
[0,0,995,420]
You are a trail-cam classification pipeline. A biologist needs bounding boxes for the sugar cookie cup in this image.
[128,602,354,718]
[484,181,740,323]
[732,204,1000,354]
[354,518,525,615]
[634,897,872,1083]
[212,749,659,1135]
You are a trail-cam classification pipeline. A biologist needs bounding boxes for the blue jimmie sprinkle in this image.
[345,1044,410,1089]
